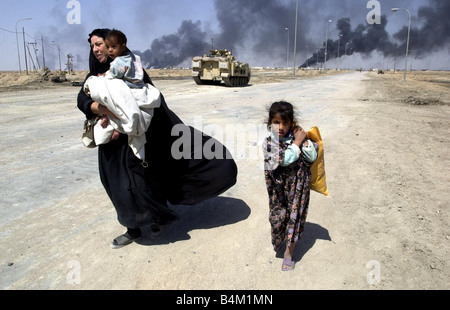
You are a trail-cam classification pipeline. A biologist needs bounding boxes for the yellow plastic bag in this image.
[307,127,329,196]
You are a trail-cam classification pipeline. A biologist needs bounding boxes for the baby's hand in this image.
[100,115,109,128]
[293,126,307,146]
[110,130,120,141]
[99,116,119,142]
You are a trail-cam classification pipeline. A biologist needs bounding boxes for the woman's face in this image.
[90,35,109,64]
[271,113,292,138]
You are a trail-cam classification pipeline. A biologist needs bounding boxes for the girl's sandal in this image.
[282,258,295,271]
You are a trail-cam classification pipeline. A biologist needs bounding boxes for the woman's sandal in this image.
[110,233,138,249]
[282,258,295,271]
[150,223,163,237]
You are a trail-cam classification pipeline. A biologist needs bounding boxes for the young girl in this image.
[263,101,318,271]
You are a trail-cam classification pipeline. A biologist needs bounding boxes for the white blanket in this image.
[84,73,161,160]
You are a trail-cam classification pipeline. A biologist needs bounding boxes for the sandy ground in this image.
[0,68,449,291]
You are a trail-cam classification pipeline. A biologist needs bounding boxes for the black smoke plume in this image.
[134,20,210,68]
[301,15,397,68]
[136,0,307,68]
[301,0,450,68]
[213,0,308,59]
[134,0,449,69]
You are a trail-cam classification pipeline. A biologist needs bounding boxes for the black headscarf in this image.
[88,28,112,75]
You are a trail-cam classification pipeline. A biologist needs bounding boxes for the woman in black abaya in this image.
[77,29,237,248]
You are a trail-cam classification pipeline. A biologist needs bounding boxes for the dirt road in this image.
[0,71,448,290]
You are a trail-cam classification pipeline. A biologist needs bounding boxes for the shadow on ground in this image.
[275,222,332,262]
[136,196,251,245]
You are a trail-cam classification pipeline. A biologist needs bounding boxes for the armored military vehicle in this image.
[192,49,251,87]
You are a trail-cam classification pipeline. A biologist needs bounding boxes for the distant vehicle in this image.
[192,49,251,87]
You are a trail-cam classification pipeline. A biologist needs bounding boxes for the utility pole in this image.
[293,0,299,77]
[41,36,46,68]
[26,42,40,71]
[324,20,332,72]
[285,27,289,69]
[26,43,37,71]
[22,27,28,75]
[32,42,41,69]
[58,46,62,71]
[16,18,32,75]
[391,8,411,85]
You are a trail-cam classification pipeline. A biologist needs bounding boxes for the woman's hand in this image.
[99,116,120,142]
[293,126,307,147]
[91,101,117,119]
[92,102,120,142]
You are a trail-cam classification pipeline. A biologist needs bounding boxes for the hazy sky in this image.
[1,0,448,71]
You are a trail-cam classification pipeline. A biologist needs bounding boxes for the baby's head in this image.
[266,101,297,138]
[105,29,128,60]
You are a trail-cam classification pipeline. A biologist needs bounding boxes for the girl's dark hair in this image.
[105,29,127,45]
[266,101,297,130]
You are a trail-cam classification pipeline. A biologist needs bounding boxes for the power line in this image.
[0,27,16,34]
